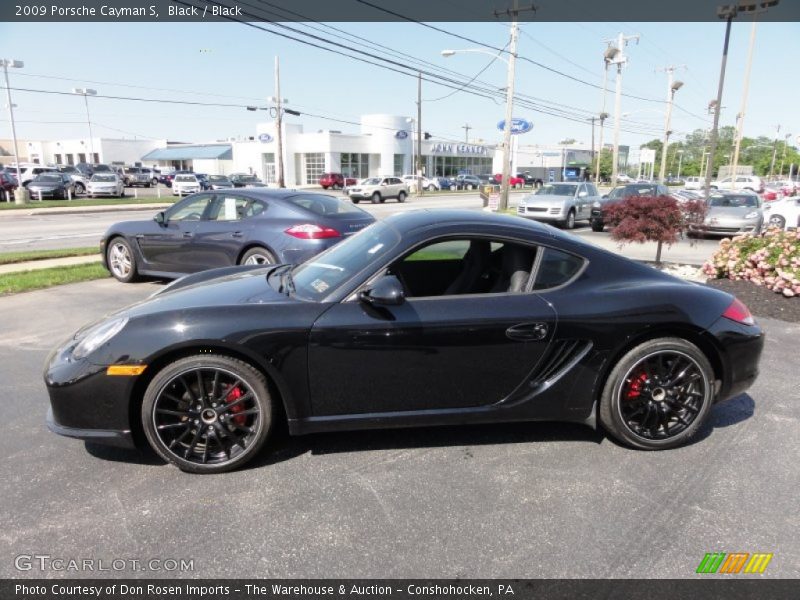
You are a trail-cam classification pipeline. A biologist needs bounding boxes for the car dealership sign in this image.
[395,130,409,139]
[497,118,533,135]
[429,143,488,155]
[258,133,273,143]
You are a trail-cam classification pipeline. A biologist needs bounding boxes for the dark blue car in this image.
[101,189,375,283]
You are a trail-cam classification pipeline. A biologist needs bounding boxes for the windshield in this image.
[175,175,196,182]
[209,175,229,182]
[361,178,381,186]
[291,221,400,302]
[92,165,112,172]
[535,184,576,196]
[235,175,258,182]
[608,185,659,200]
[91,174,116,182]
[709,195,758,208]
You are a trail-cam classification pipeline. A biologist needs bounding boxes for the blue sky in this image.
[1,20,798,152]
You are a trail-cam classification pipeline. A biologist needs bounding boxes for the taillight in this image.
[722,298,755,326]
[285,224,341,239]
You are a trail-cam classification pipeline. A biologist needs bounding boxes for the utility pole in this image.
[594,50,612,185]
[588,116,597,178]
[494,0,536,211]
[1,58,26,204]
[417,71,423,196]
[769,124,781,179]
[462,123,472,143]
[779,133,791,177]
[274,56,285,188]
[607,32,639,186]
[657,65,685,182]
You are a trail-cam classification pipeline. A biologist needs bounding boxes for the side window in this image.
[532,247,585,291]
[167,194,213,222]
[209,195,256,221]
[392,238,536,298]
[586,184,598,196]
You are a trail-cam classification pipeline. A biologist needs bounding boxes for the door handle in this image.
[232,231,243,238]
[506,323,548,341]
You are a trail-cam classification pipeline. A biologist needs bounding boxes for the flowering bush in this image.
[604,195,706,264]
[702,228,800,297]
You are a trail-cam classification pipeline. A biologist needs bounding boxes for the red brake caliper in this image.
[224,385,247,425]
[625,372,649,399]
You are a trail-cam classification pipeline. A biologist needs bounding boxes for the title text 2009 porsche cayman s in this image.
[45,210,764,473]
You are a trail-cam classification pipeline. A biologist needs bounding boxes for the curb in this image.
[0,203,172,217]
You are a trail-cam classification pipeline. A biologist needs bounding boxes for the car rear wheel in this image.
[240,247,276,266]
[398,191,407,203]
[371,192,381,204]
[142,355,273,473]
[768,215,786,229]
[106,237,139,283]
[599,338,714,450]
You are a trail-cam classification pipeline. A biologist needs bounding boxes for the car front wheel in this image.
[563,209,576,229]
[371,192,381,204]
[74,183,85,194]
[599,338,714,450]
[106,237,139,283]
[142,355,273,473]
[768,215,786,229]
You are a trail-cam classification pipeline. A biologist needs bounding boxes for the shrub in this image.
[702,228,800,297]
[604,195,706,264]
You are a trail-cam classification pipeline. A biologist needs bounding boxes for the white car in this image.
[86,173,125,198]
[763,195,800,230]
[18,165,59,186]
[401,174,440,192]
[172,174,203,196]
[684,176,704,190]
[348,176,409,204]
[711,175,763,193]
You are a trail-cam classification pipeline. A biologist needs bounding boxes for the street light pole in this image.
[657,67,684,182]
[273,56,285,188]
[594,54,612,185]
[779,133,791,177]
[1,58,26,204]
[498,14,519,211]
[608,32,639,186]
[72,88,97,163]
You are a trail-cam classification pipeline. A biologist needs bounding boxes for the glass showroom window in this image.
[262,153,276,184]
[341,153,369,179]
[394,154,404,176]
[303,153,325,185]
[54,153,62,164]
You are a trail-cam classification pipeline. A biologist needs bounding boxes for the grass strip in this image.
[0,197,172,210]
[0,262,108,295]
[0,246,99,265]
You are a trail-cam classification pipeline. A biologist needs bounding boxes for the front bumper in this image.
[689,221,761,236]
[88,187,119,196]
[517,206,564,221]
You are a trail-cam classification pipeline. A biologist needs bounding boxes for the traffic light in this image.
[423,132,432,140]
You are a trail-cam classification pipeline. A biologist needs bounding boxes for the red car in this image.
[762,187,778,201]
[319,173,357,190]
[493,173,525,188]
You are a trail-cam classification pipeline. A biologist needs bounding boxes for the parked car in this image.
[123,167,154,187]
[401,174,440,192]
[591,183,671,232]
[141,167,160,187]
[493,173,525,188]
[454,174,482,190]
[348,176,409,204]
[172,173,204,196]
[710,175,764,193]
[616,174,634,183]
[58,165,89,194]
[770,180,798,197]
[86,173,125,198]
[207,175,234,190]
[26,173,75,200]
[99,189,375,284]
[196,174,212,190]
[319,173,357,190]
[684,176,704,190]
[18,165,58,186]
[763,196,800,230]
[74,162,95,178]
[762,186,779,202]
[516,173,537,187]
[688,191,763,237]
[518,182,602,229]
[0,170,18,196]
[46,209,764,473]
[230,173,263,187]
[436,176,456,190]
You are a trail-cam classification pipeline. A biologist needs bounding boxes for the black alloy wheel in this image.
[600,338,714,450]
[142,355,273,473]
[106,237,139,283]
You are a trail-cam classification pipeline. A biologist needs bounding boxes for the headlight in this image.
[744,211,759,219]
[72,317,128,359]
[592,201,601,208]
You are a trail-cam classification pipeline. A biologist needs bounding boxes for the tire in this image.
[240,246,276,266]
[768,215,786,229]
[74,182,85,195]
[352,198,360,204]
[152,178,159,187]
[106,236,139,283]
[397,191,407,203]
[142,354,273,473]
[371,192,381,204]
[145,183,151,188]
[564,209,576,230]
[599,337,714,450]
[427,185,436,192]
[591,220,604,232]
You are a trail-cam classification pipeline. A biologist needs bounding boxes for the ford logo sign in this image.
[497,118,533,135]
[395,130,409,139]
[258,133,273,143]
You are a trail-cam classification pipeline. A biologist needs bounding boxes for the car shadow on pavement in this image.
[84,442,165,466]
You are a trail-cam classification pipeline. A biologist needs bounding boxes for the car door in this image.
[191,194,267,268]
[135,193,215,273]
[307,238,557,416]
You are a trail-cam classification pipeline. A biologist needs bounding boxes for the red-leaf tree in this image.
[604,195,707,264]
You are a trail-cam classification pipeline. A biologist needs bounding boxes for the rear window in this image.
[533,247,584,290]
[286,194,368,217]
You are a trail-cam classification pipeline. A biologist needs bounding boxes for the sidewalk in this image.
[0,254,101,276]
[0,202,171,218]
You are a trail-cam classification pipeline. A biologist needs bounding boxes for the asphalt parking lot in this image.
[0,279,797,578]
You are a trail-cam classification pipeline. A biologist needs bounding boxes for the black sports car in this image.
[45,210,764,473]
[101,189,375,283]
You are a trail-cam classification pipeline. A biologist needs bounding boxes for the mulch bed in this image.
[706,279,800,324]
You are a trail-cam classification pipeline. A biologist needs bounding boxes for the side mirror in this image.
[154,211,166,225]
[359,275,405,307]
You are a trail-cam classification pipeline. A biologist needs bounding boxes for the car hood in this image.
[707,206,760,219]
[521,194,573,205]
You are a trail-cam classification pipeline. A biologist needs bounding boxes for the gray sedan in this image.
[689,191,764,237]
[517,182,602,229]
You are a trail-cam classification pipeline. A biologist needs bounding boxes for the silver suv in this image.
[517,182,602,229]
[348,176,409,204]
